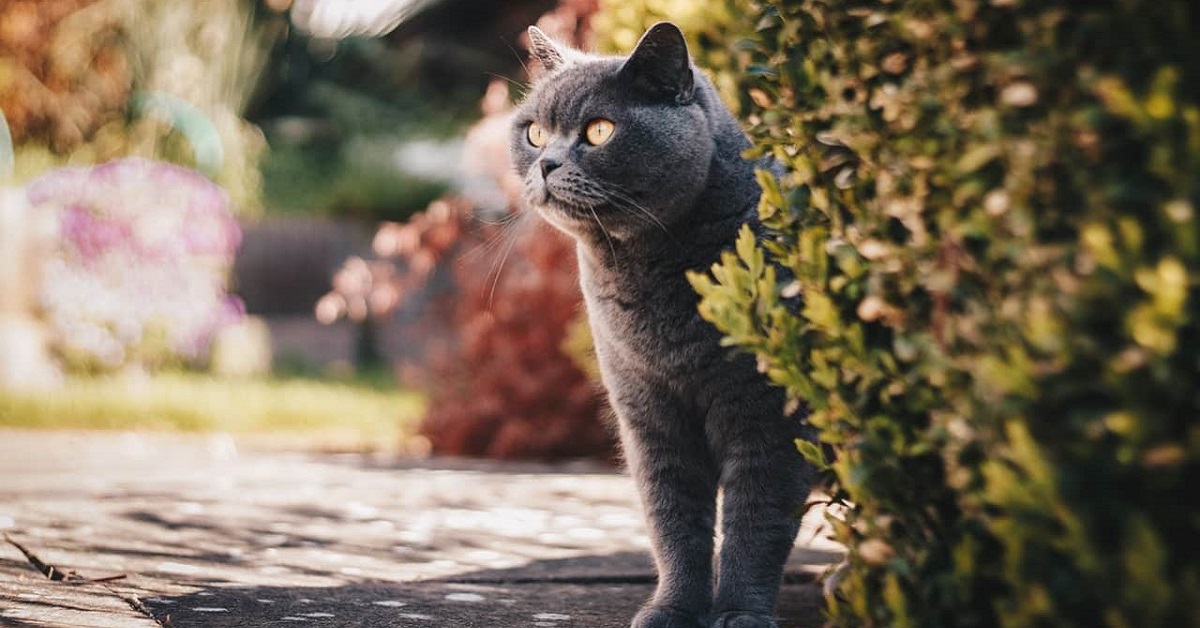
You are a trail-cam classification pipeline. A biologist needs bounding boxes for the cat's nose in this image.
[539,157,562,178]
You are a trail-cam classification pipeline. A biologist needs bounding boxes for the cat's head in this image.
[510,23,719,243]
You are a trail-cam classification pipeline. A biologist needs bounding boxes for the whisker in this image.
[485,71,527,92]
[587,204,619,266]
[483,217,523,309]
[460,211,523,264]
[454,210,537,311]
[607,196,661,231]
[474,208,524,227]
[606,187,667,231]
[595,185,680,248]
[501,35,531,79]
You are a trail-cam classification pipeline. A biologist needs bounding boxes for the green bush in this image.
[688,1,1199,626]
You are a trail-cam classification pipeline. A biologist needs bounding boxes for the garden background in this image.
[1,0,1195,626]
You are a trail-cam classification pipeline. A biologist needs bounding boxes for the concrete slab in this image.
[0,430,842,627]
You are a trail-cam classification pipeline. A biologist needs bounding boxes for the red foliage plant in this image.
[319,0,613,459]
[411,204,609,461]
[321,193,613,461]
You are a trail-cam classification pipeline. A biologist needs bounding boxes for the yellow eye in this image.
[527,122,549,147]
[585,118,615,145]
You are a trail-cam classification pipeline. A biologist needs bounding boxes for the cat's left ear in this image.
[528,26,581,72]
[619,22,694,104]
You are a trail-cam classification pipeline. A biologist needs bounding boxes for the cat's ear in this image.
[527,26,578,72]
[619,22,694,104]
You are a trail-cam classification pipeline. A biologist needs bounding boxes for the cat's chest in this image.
[579,258,723,383]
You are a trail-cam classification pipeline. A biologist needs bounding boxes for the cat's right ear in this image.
[527,26,573,72]
[619,22,694,104]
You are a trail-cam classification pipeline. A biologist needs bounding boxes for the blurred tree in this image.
[0,0,283,214]
[0,0,131,153]
[253,0,556,120]
[250,0,557,221]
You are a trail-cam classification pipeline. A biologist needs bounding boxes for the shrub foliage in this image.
[688,0,1199,626]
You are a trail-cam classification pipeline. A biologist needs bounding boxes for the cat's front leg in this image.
[616,392,720,628]
[709,400,814,628]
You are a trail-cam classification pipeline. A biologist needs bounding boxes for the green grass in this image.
[0,372,425,453]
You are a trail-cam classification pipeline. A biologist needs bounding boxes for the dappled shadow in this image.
[140,554,828,628]
[2,434,839,628]
[145,576,653,628]
[436,550,844,587]
[0,616,47,628]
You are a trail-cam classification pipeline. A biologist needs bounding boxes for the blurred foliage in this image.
[0,0,281,214]
[320,198,612,461]
[252,2,543,221]
[0,0,130,155]
[115,0,279,215]
[255,46,471,221]
[0,371,424,453]
[1,0,558,221]
[560,312,601,382]
[317,0,614,461]
[592,0,742,110]
[408,203,609,460]
[260,141,447,222]
[687,0,1200,626]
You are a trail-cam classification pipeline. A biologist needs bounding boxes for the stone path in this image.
[0,430,842,627]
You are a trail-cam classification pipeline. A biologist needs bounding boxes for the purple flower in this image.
[60,204,131,264]
[27,158,244,372]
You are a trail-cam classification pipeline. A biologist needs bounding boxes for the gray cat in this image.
[510,23,817,628]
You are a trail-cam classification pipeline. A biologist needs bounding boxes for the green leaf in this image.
[796,438,829,468]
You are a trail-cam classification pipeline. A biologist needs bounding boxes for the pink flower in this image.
[27,158,244,372]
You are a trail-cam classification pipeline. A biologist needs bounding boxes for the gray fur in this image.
[510,23,816,628]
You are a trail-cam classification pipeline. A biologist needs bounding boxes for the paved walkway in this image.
[0,430,842,627]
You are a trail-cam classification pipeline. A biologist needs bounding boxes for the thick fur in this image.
[511,23,817,628]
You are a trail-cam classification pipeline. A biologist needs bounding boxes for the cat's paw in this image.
[631,605,705,628]
[708,611,779,628]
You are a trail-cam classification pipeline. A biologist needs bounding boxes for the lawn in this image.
[0,372,425,454]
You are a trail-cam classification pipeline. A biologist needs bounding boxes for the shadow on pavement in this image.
[1,432,840,628]
[143,551,830,628]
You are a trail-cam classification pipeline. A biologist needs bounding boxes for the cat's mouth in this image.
[524,175,620,237]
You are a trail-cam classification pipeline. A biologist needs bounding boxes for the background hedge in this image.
[681,0,1199,626]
